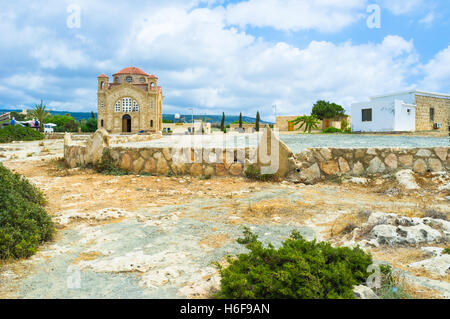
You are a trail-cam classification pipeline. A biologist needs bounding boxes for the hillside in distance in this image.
[0,109,273,125]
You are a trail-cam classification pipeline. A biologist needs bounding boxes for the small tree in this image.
[255,111,260,132]
[91,111,96,119]
[220,112,225,132]
[239,112,243,129]
[311,100,345,120]
[29,101,50,132]
[291,115,320,133]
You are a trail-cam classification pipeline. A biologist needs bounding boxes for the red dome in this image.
[113,67,150,77]
[97,73,108,78]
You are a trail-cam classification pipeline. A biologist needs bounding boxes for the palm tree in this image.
[290,115,320,133]
[29,100,50,132]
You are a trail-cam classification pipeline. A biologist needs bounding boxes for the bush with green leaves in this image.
[244,165,274,182]
[0,125,44,143]
[322,127,342,134]
[216,228,373,299]
[0,164,54,259]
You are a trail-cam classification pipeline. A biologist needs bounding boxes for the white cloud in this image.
[225,0,366,32]
[378,0,424,15]
[420,46,450,92]
[419,12,435,27]
[119,5,419,119]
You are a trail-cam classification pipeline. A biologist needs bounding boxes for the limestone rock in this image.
[395,169,420,190]
[384,154,398,170]
[399,155,413,167]
[352,162,365,176]
[157,157,169,175]
[120,154,132,171]
[300,163,321,184]
[215,164,227,177]
[204,166,215,177]
[367,212,398,226]
[320,161,340,175]
[416,149,432,157]
[162,148,172,161]
[434,148,448,162]
[190,163,203,176]
[408,255,450,277]
[371,225,399,245]
[132,157,145,173]
[413,159,428,174]
[229,163,243,176]
[353,285,379,299]
[144,158,156,174]
[367,157,386,175]
[319,148,332,161]
[338,157,350,173]
[428,159,443,172]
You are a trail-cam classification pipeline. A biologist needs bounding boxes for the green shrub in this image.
[0,125,44,143]
[0,164,55,259]
[94,149,128,176]
[322,127,342,134]
[216,228,373,299]
[443,248,450,255]
[244,165,274,182]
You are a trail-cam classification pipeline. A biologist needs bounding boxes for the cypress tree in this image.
[239,112,243,128]
[221,112,225,132]
[256,111,260,132]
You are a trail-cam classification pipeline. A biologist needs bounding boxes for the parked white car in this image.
[43,123,57,133]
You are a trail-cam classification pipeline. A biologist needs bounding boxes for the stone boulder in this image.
[408,255,450,277]
[395,169,420,190]
[353,285,379,299]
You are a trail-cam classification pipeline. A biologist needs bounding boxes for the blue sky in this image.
[0,0,449,121]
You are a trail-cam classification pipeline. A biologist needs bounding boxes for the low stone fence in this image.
[286,147,449,184]
[64,128,448,182]
[64,128,292,178]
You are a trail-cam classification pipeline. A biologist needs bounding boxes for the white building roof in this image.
[371,90,450,100]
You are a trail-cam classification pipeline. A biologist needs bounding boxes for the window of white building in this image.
[115,101,121,112]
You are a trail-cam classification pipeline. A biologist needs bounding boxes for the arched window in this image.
[140,77,145,83]
[115,101,121,112]
[133,101,139,112]
[101,119,104,127]
[100,101,104,108]
[114,77,119,83]
[150,120,153,128]
[126,76,132,83]
[122,98,132,112]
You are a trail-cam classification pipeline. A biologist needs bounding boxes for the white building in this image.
[351,90,450,132]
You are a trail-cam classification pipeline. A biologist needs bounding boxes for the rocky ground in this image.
[0,139,449,299]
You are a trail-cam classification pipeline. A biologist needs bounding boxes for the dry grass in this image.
[328,211,371,239]
[199,233,231,248]
[73,251,104,264]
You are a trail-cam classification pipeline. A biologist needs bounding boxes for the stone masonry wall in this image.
[415,95,450,132]
[287,147,449,184]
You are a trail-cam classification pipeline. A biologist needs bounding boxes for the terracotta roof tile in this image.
[113,67,150,77]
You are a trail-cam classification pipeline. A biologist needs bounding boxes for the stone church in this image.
[97,67,163,133]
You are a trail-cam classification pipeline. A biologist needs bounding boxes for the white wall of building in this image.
[394,100,415,131]
[351,92,417,132]
[351,99,396,132]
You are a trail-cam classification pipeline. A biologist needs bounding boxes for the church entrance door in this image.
[122,115,131,133]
